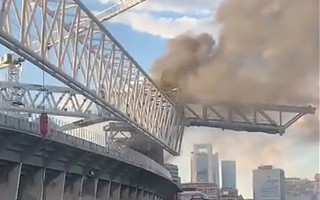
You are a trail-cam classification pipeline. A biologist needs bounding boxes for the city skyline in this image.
[285,175,320,200]
[170,152,319,199]
[168,128,319,198]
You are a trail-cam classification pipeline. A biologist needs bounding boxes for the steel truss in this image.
[92,0,147,22]
[185,102,316,135]
[0,82,316,137]
[0,0,183,155]
[0,81,109,118]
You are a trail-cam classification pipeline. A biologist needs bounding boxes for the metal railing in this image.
[0,113,172,180]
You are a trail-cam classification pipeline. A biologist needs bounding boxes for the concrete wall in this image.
[0,122,180,200]
[0,162,166,200]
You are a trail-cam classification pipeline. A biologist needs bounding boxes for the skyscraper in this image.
[164,163,181,184]
[253,165,285,200]
[221,160,236,189]
[191,144,219,186]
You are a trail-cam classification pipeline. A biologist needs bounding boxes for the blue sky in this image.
[0,0,318,198]
[106,23,167,70]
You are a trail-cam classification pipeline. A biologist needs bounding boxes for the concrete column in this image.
[20,168,45,200]
[63,176,84,200]
[0,163,22,200]
[128,187,137,200]
[143,191,148,200]
[136,189,143,200]
[120,185,129,200]
[81,177,98,200]
[109,182,121,200]
[147,192,151,200]
[45,172,66,200]
[96,180,111,200]
[148,193,155,200]
[149,192,156,200]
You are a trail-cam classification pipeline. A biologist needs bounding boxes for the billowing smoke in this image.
[152,0,318,105]
[158,0,319,184]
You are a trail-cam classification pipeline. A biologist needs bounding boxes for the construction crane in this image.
[0,53,25,107]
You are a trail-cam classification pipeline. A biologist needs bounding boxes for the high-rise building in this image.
[221,160,236,189]
[313,173,320,199]
[220,187,244,200]
[164,163,181,184]
[182,183,220,200]
[212,152,219,186]
[191,144,219,186]
[285,174,320,200]
[252,165,285,200]
[285,177,314,200]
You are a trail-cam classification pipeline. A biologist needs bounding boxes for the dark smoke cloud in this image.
[157,0,319,174]
[153,0,318,104]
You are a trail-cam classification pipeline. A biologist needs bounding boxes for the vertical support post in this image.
[0,0,8,30]
[120,185,129,200]
[148,192,153,200]
[63,176,84,200]
[19,168,45,200]
[0,163,22,200]
[81,177,98,200]
[143,191,148,200]
[93,178,99,199]
[128,187,137,200]
[96,180,110,200]
[136,189,143,200]
[109,182,121,200]
[45,172,66,200]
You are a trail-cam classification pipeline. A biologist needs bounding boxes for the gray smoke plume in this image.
[153,0,318,104]
[158,0,319,173]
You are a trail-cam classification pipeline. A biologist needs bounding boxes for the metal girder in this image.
[0,81,108,118]
[185,102,316,135]
[0,0,183,155]
[0,82,316,136]
[57,116,117,131]
[92,0,147,22]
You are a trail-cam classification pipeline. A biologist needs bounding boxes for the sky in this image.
[0,0,319,198]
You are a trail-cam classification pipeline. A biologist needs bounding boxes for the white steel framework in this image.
[0,81,109,118]
[0,0,183,155]
[0,82,316,136]
[92,0,147,22]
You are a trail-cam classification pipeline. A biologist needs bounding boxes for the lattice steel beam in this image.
[92,0,147,22]
[185,102,316,135]
[0,82,316,136]
[0,0,183,155]
[0,81,109,118]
